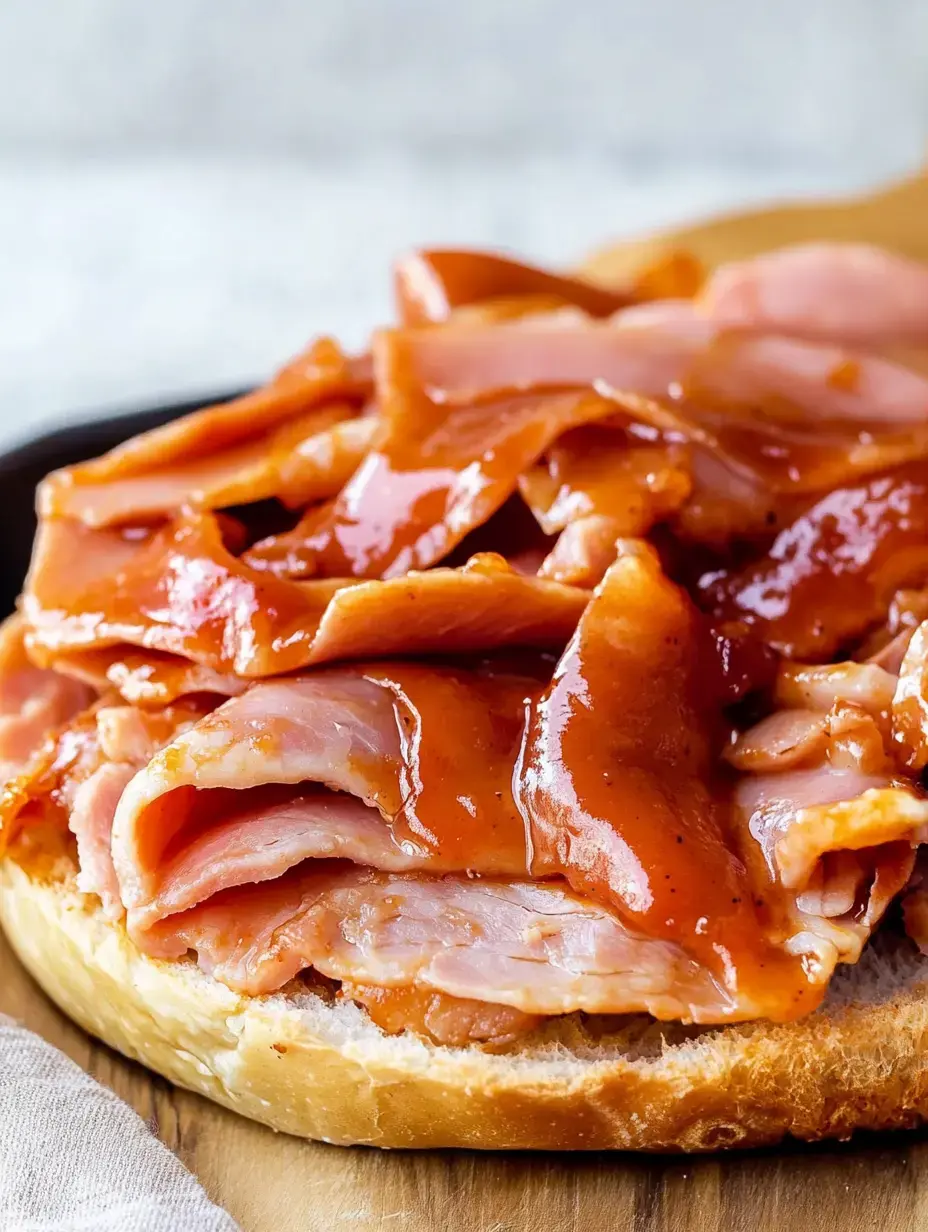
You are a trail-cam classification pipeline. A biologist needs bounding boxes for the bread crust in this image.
[5,841,928,1150]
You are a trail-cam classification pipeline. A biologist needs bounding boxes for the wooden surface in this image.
[3,927,928,1232]
[6,170,928,1232]
[583,167,928,280]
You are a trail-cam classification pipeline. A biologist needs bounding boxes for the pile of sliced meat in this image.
[4,240,928,1045]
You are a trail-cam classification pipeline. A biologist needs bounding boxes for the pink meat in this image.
[111,673,403,918]
[702,243,928,344]
[0,616,94,784]
[143,866,747,1024]
[69,763,137,917]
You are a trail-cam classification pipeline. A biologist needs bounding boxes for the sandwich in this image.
[3,182,928,1151]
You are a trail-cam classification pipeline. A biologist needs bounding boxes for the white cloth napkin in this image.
[0,1016,240,1232]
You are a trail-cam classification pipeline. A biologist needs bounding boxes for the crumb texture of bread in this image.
[5,848,928,1151]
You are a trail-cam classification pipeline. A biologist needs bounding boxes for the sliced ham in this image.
[385,317,709,406]
[137,789,428,928]
[112,672,406,919]
[70,763,137,916]
[773,788,928,893]
[701,465,928,659]
[784,842,916,975]
[40,338,371,527]
[244,386,622,580]
[892,621,928,770]
[112,662,538,939]
[143,866,753,1024]
[775,660,898,715]
[35,645,247,706]
[0,699,213,906]
[729,660,903,775]
[519,425,692,587]
[390,314,928,435]
[94,703,211,765]
[14,237,928,1039]
[731,698,926,975]
[725,709,829,773]
[515,541,816,1020]
[39,404,355,529]
[22,513,343,675]
[393,249,632,326]
[365,316,928,530]
[273,415,380,511]
[735,704,898,872]
[0,615,94,785]
[702,244,928,344]
[24,514,587,678]
[535,515,624,588]
[518,424,691,537]
[304,553,588,664]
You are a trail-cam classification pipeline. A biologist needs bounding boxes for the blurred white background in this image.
[0,0,925,443]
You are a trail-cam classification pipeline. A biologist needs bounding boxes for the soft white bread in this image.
[5,833,928,1151]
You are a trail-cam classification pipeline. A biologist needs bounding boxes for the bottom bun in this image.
[4,838,928,1151]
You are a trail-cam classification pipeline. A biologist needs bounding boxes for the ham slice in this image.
[40,338,371,527]
[731,697,925,975]
[40,404,357,529]
[273,415,379,511]
[725,709,830,773]
[702,244,928,344]
[243,386,623,580]
[69,763,138,916]
[516,541,818,1020]
[518,425,690,538]
[728,658,903,774]
[517,541,928,1017]
[0,616,94,785]
[386,314,928,435]
[775,660,898,714]
[25,515,587,678]
[892,621,928,770]
[518,424,692,586]
[34,645,247,706]
[735,763,922,973]
[393,249,632,326]
[0,698,211,911]
[773,788,927,894]
[701,465,928,659]
[535,515,625,588]
[143,866,752,1024]
[14,238,928,1039]
[304,553,588,664]
[111,662,539,939]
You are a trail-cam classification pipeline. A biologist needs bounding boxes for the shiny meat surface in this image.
[6,241,928,1040]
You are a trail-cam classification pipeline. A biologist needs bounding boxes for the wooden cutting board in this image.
[583,168,928,279]
[4,169,928,1232]
[4,923,928,1232]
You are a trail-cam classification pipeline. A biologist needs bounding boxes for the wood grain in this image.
[582,168,928,280]
[2,929,926,1232]
[5,172,928,1231]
